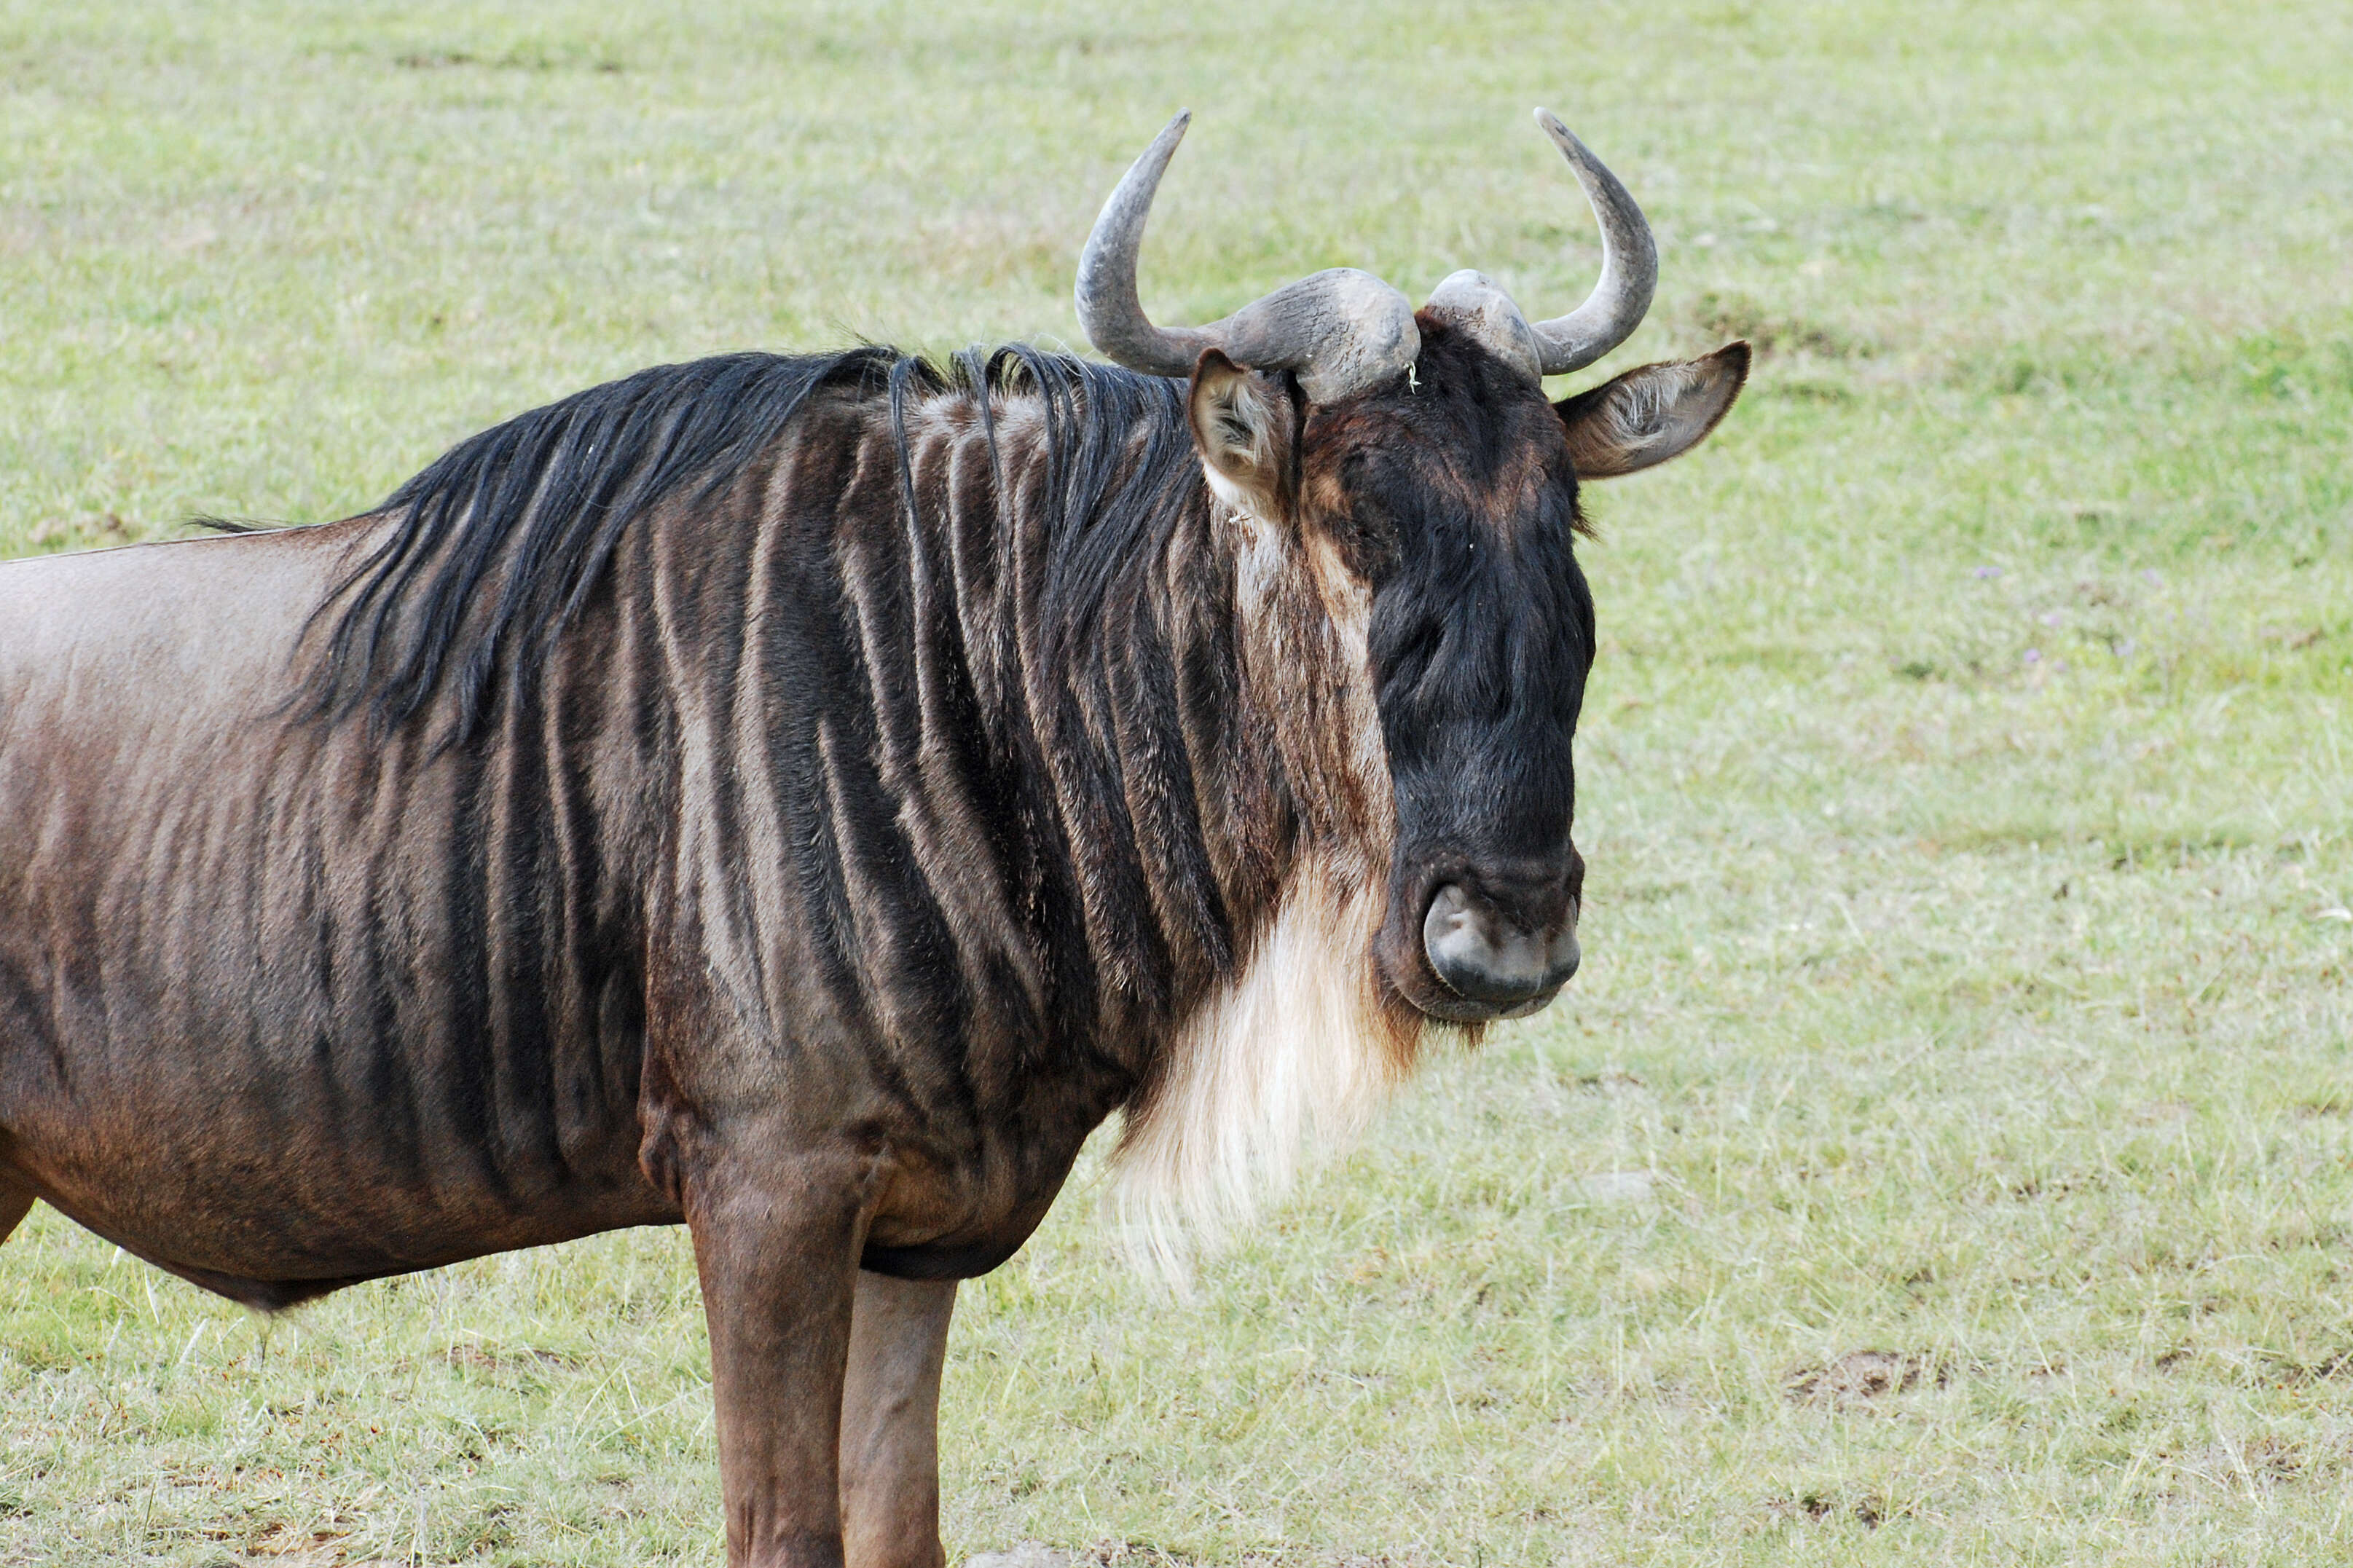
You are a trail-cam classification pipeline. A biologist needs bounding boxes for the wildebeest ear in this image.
[1187,348,1298,516]
[1553,342,1750,478]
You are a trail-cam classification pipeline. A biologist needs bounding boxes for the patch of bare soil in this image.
[1765,1489,1903,1528]
[970,1545,1410,1567]
[1788,1350,1947,1406]
[238,1521,348,1562]
[441,1341,575,1374]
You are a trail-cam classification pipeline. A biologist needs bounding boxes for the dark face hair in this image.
[1301,321,1594,1024]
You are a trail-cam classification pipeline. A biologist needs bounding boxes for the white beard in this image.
[1108,852,1411,1288]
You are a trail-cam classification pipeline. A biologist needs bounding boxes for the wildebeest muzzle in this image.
[1380,848,1586,1024]
[1423,882,1581,1017]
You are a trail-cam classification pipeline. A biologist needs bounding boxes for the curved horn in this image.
[1075,112,1420,403]
[1526,110,1657,376]
[1075,111,1207,378]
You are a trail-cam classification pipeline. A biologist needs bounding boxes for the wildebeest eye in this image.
[1336,517,1390,575]
[1319,496,1400,577]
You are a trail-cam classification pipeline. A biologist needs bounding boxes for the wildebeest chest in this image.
[624,379,1399,1275]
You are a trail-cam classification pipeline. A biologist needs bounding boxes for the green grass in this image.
[3,1,2350,1562]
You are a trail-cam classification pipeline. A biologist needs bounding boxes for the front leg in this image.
[687,1151,877,1568]
[840,1272,958,1568]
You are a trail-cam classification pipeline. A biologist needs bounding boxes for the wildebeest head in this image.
[1078,111,1748,1026]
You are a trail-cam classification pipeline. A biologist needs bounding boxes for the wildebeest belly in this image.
[0,1004,678,1308]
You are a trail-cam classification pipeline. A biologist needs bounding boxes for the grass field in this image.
[4,1,2352,1562]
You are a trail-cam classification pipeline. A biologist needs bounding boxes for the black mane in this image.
[309,344,1198,739]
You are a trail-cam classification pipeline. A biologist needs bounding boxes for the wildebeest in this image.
[0,111,1745,1566]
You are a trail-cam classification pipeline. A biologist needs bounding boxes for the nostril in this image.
[1423,883,1478,946]
[1546,926,1581,986]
